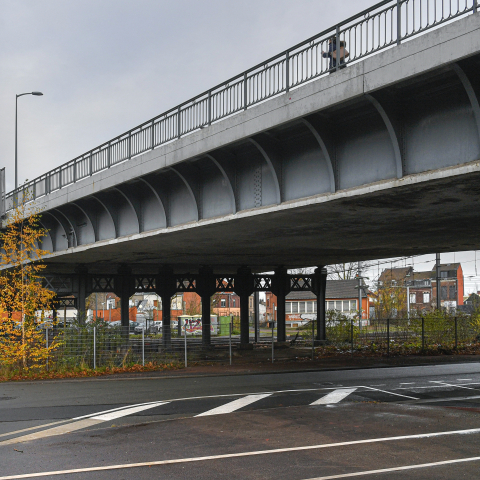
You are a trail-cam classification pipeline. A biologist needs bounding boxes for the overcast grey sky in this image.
[1,0,478,292]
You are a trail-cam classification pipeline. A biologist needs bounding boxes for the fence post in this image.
[184,322,187,368]
[243,73,248,110]
[474,0,478,13]
[312,320,315,360]
[397,0,402,45]
[177,106,182,139]
[336,26,341,72]
[229,322,232,366]
[93,326,96,369]
[208,91,212,125]
[128,131,132,158]
[387,318,390,357]
[107,142,111,168]
[142,328,145,366]
[351,317,354,355]
[271,319,275,363]
[285,51,290,92]
[45,327,49,372]
[421,316,425,351]
[455,316,458,349]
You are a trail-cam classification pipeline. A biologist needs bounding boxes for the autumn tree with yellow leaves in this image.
[0,194,56,371]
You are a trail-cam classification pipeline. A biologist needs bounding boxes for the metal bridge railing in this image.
[5,0,478,213]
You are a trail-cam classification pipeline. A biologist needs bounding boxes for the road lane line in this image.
[364,386,418,400]
[410,394,480,404]
[0,421,68,439]
[301,456,480,479]
[1,428,480,479]
[311,389,357,405]
[73,400,167,420]
[432,381,480,392]
[195,394,271,417]
[0,402,168,445]
[91,401,168,421]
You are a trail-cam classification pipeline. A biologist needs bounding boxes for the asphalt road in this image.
[1,363,480,479]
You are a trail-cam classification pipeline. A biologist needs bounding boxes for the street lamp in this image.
[15,92,43,189]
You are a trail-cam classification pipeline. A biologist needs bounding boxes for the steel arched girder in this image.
[365,93,403,179]
[138,177,168,228]
[301,116,336,193]
[451,63,480,143]
[52,208,78,248]
[91,194,119,238]
[70,201,98,242]
[43,211,72,249]
[37,220,55,252]
[204,152,237,214]
[113,186,141,232]
[248,135,282,204]
[169,166,200,221]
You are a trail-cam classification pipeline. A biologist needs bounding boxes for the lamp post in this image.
[15,92,43,189]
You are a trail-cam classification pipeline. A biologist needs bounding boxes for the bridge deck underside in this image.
[43,168,480,274]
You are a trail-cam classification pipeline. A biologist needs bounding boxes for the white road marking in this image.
[457,378,473,381]
[91,401,168,421]
[301,456,480,479]
[195,394,271,417]
[1,428,480,479]
[364,386,418,400]
[399,382,415,384]
[0,421,68,439]
[412,394,480,404]
[434,381,480,391]
[73,400,165,420]
[311,389,357,405]
[0,402,168,446]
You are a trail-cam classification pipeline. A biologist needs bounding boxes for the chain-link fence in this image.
[45,323,240,370]
[287,312,480,356]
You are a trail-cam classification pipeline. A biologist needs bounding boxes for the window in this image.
[423,292,430,303]
[292,303,298,313]
[327,301,335,310]
[221,299,226,308]
[335,301,343,311]
[233,299,236,307]
[449,285,456,300]
[299,302,306,313]
[343,301,349,311]
[410,293,416,304]
[441,271,448,278]
[286,303,292,314]
[313,302,317,312]
[350,300,357,311]
[307,302,313,313]
[441,286,448,300]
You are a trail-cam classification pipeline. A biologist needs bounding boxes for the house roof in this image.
[285,279,362,301]
[432,263,461,272]
[378,267,413,283]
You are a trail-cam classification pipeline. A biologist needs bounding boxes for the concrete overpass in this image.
[2,0,480,343]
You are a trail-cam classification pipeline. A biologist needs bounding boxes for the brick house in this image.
[265,279,371,327]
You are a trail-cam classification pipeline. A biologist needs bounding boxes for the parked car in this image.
[147,321,162,334]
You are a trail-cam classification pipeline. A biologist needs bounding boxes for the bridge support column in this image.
[74,265,88,325]
[273,267,288,343]
[157,266,176,349]
[313,266,327,342]
[197,266,215,347]
[116,265,134,331]
[236,267,253,346]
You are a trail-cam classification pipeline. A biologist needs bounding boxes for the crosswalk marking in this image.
[0,401,169,446]
[91,401,169,421]
[196,394,272,417]
[310,388,357,405]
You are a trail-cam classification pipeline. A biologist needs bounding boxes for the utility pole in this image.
[436,253,441,310]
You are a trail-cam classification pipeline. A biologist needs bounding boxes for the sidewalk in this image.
[107,352,480,380]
